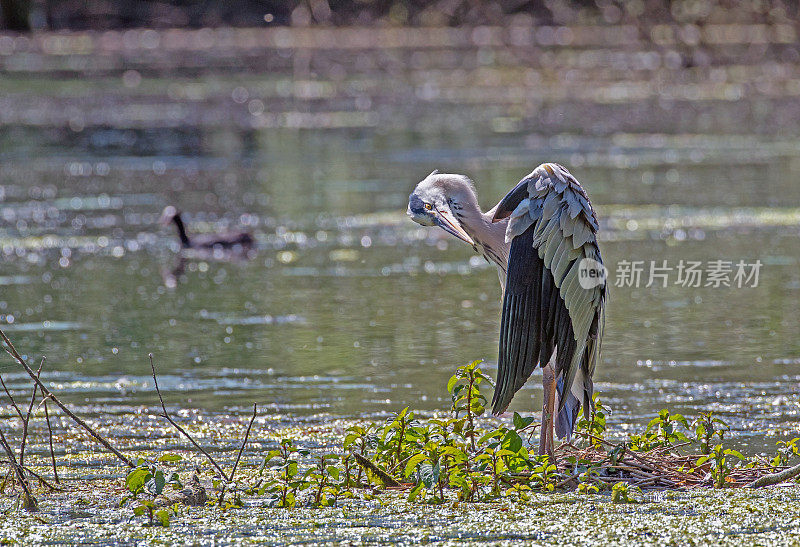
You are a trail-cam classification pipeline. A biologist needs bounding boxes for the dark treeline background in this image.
[1,0,799,32]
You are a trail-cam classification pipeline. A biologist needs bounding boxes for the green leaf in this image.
[404,453,428,477]
[125,468,152,494]
[478,430,503,445]
[512,412,525,430]
[419,462,440,489]
[502,430,523,454]
[263,449,282,463]
[408,483,425,502]
[156,453,183,463]
[447,375,459,394]
[343,433,359,450]
[154,509,170,527]
[150,470,166,495]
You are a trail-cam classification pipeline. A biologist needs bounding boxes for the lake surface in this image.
[1,26,799,453]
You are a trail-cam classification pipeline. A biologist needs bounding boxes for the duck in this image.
[160,206,254,250]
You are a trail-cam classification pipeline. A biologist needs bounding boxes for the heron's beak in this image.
[434,206,474,246]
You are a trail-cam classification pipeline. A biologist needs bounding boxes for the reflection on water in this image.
[1,27,799,452]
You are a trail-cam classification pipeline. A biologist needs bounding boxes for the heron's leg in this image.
[539,363,556,459]
[545,363,556,460]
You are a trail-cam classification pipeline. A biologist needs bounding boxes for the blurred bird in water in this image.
[160,206,254,251]
[408,163,606,458]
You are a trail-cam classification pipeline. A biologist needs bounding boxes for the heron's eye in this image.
[424,203,433,211]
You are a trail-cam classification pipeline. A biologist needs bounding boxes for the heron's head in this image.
[159,205,180,226]
[407,170,476,246]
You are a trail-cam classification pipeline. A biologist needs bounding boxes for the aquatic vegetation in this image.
[611,481,642,504]
[694,444,745,489]
[576,392,609,448]
[629,409,690,452]
[1,323,799,537]
[771,438,800,468]
[124,454,183,499]
[692,411,730,455]
[223,360,800,510]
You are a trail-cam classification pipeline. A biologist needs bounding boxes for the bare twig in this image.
[554,471,583,488]
[0,427,36,510]
[219,402,258,506]
[746,461,800,488]
[0,373,24,421]
[43,401,59,484]
[0,460,63,492]
[19,358,44,468]
[0,328,133,468]
[230,403,257,481]
[148,354,230,481]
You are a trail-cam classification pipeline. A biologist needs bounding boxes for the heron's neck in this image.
[457,202,510,264]
[172,214,191,248]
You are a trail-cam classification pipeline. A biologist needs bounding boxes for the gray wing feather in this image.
[492,163,606,427]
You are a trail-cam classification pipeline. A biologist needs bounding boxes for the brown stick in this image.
[0,373,24,421]
[148,354,229,481]
[19,358,44,468]
[0,460,63,492]
[230,403,257,480]
[43,401,59,484]
[746,461,800,488]
[0,328,133,468]
[353,453,401,488]
[219,402,258,506]
[0,428,36,510]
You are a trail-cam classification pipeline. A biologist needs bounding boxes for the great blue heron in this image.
[408,163,606,457]
[160,206,254,250]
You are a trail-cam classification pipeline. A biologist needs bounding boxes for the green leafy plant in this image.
[630,409,690,451]
[305,453,345,507]
[771,438,800,467]
[577,393,609,448]
[692,412,730,455]
[377,407,423,473]
[207,361,800,510]
[131,499,175,527]
[611,481,641,503]
[123,453,184,526]
[258,438,310,507]
[695,444,745,488]
[448,360,493,451]
[343,423,377,486]
[124,454,183,498]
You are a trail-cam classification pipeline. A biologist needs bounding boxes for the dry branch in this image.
[218,402,258,506]
[555,442,788,490]
[0,428,36,510]
[0,328,133,468]
[0,373,24,421]
[19,357,43,468]
[43,401,59,484]
[148,353,230,481]
[746,461,800,488]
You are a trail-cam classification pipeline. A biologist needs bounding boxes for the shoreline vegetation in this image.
[1,0,798,32]
[1,328,798,533]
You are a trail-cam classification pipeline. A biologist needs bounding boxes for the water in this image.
[1,27,800,454]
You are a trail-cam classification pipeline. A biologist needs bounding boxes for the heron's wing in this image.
[491,163,606,417]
